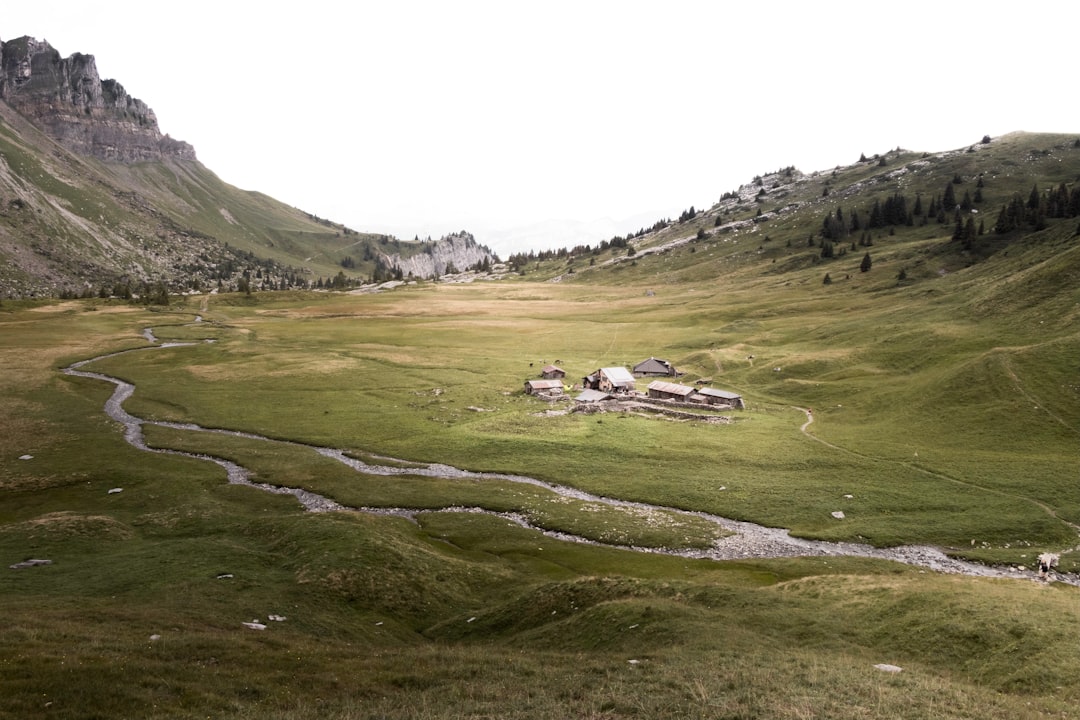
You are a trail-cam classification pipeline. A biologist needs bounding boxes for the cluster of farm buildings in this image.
[524,357,743,410]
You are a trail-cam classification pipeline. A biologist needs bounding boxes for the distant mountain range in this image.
[2,34,1078,306]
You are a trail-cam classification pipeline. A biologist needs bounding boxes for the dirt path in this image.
[61,325,1079,587]
[796,405,1080,550]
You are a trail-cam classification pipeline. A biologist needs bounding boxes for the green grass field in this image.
[3,124,1080,720]
[2,267,1078,718]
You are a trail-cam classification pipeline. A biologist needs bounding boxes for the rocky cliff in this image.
[380,231,496,279]
[0,35,194,162]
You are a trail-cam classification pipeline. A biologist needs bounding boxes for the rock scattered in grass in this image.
[267,614,286,622]
[107,488,123,494]
[831,511,845,519]
[874,664,903,673]
[19,455,33,460]
[10,558,51,569]
[242,620,267,630]
[216,573,233,579]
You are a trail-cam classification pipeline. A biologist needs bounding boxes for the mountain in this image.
[507,133,1080,302]
[0,36,496,298]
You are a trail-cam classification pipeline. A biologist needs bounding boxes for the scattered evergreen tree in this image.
[823,273,832,285]
[860,252,872,272]
[943,182,956,209]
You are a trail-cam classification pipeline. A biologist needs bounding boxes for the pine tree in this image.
[1027,184,1040,210]
[860,252,872,273]
[943,182,956,209]
[952,214,966,242]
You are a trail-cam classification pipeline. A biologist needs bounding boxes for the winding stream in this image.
[63,327,1078,586]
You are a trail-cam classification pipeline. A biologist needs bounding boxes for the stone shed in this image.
[646,380,696,401]
[696,387,743,409]
[540,364,566,380]
[524,379,565,396]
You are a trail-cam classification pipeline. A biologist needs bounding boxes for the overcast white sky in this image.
[4,1,1077,254]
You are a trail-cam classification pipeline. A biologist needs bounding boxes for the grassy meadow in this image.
[2,259,1079,718]
[3,130,1080,719]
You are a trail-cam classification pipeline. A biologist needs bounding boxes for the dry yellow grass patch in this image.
[1,511,134,541]
[25,301,88,314]
[0,401,50,449]
[263,356,362,376]
[344,344,426,365]
[0,347,81,390]
[183,364,245,381]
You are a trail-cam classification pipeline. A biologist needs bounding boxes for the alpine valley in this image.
[2,35,1080,720]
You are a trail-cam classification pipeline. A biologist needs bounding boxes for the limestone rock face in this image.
[381,232,496,279]
[0,35,195,162]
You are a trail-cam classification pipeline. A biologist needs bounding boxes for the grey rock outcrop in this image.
[381,231,496,279]
[0,35,194,162]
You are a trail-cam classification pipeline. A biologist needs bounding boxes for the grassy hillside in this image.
[0,101,443,296]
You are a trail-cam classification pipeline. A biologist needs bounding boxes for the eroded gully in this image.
[62,327,1078,587]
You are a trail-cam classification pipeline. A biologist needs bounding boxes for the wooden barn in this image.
[646,380,696,401]
[633,357,680,377]
[582,367,636,394]
[524,379,565,396]
[696,387,744,409]
[540,364,566,379]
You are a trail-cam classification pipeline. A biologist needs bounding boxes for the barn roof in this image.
[526,379,565,390]
[647,380,695,397]
[541,364,564,374]
[575,389,613,402]
[634,357,676,375]
[698,387,742,400]
[600,367,636,385]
